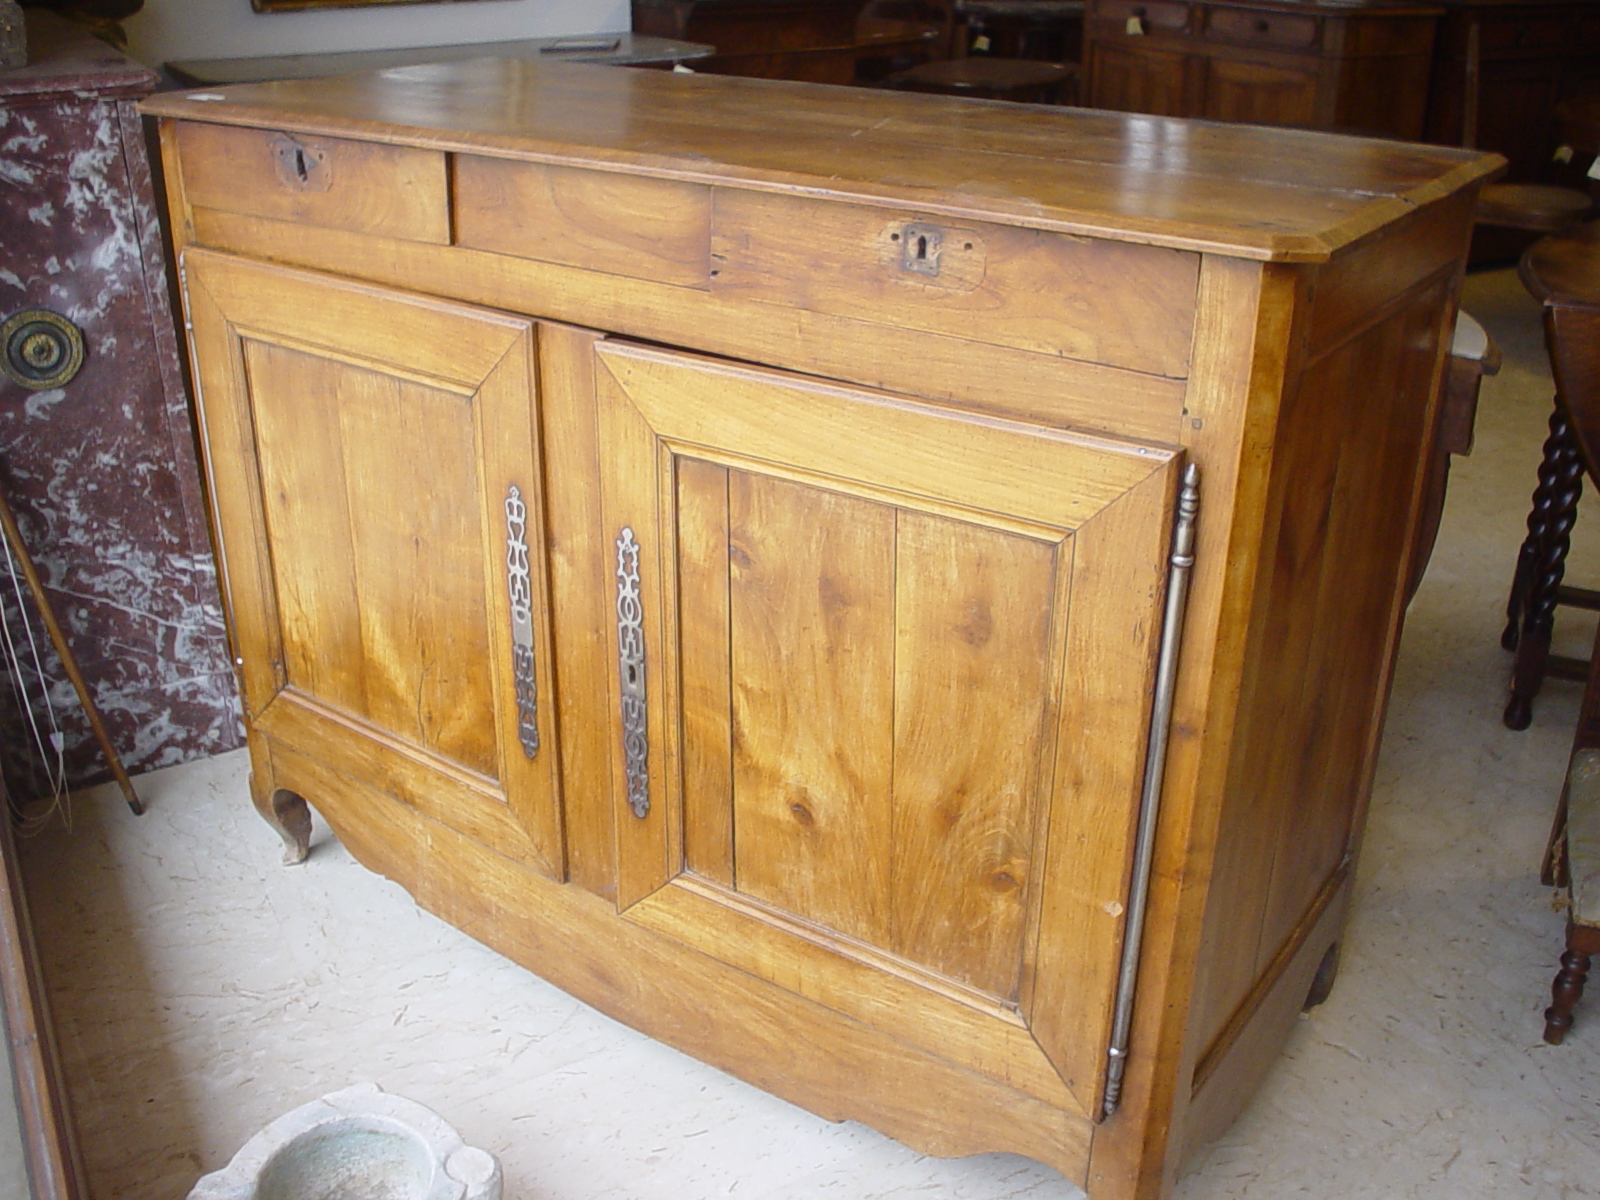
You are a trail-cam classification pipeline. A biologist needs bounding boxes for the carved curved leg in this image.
[1544,946,1591,1045]
[1303,942,1341,1010]
[257,787,313,866]
[1506,408,1583,730]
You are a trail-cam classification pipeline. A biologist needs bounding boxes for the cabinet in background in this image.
[1084,0,1440,137]
[147,61,1499,1200]
[1425,0,1600,182]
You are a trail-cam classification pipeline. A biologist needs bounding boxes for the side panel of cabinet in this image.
[588,339,1183,1115]
[181,248,566,877]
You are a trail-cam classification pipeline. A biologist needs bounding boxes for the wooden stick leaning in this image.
[0,487,142,815]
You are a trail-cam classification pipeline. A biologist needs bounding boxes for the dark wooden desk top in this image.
[167,33,713,88]
[1522,222,1600,306]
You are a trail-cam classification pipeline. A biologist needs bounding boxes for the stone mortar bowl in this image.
[187,1082,501,1200]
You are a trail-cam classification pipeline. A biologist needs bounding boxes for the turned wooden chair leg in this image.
[1543,749,1600,1045]
[1545,945,1590,1044]
[1545,925,1600,1045]
[1506,406,1584,729]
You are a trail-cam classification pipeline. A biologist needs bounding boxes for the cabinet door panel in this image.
[1202,57,1320,128]
[727,473,897,947]
[1088,41,1192,116]
[889,509,1057,999]
[183,248,565,877]
[245,341,498,776]
[593,339,1181,1112]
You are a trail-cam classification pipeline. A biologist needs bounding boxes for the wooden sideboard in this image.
[1083,0,1441,138]
[144,64,1499,1200]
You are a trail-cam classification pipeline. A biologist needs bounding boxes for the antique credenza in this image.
[145,64,1500,1200]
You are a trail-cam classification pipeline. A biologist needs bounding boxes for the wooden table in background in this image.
[167,32,713,87]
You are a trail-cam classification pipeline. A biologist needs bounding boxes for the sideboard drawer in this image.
[175,122,450,244]
[709,190,1198,379]
[453,155,712,288]
[1204,6,1320,47]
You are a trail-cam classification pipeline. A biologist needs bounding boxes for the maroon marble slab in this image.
[0,13,241,798]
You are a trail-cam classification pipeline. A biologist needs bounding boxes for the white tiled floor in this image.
[20,267,1600,1199]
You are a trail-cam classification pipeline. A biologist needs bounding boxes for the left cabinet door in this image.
[182,249,566,877]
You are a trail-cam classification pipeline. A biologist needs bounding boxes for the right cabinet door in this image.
[591,339,1183,1116]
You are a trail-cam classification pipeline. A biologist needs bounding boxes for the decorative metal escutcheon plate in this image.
[504,485,539,758]
[615,526,649,819]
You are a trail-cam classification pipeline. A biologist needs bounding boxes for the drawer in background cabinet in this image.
[1203,6,1320,48]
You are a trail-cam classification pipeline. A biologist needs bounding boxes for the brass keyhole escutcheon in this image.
[1,310,85,391]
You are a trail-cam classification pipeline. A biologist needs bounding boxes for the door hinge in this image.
[1103,461,1200,1119]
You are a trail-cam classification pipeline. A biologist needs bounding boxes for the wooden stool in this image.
[887,54,1076,101]
[882,0,1079,102]
[1452,18,1592,265]
[1407,311,1501,601]
[957,0,1083,62]
[1472,183,1592,270]
[1502,224,1600,729]
[1477,185,1593,233]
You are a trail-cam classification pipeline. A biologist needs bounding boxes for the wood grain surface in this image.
[145,57,1500,261]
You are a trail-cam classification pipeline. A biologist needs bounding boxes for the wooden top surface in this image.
[142,57,1502,261]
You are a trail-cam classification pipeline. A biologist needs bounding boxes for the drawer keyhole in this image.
[269,133,332,193]
[899,222,944,276]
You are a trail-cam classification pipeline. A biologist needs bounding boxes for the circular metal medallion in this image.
[1,309,86,391]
